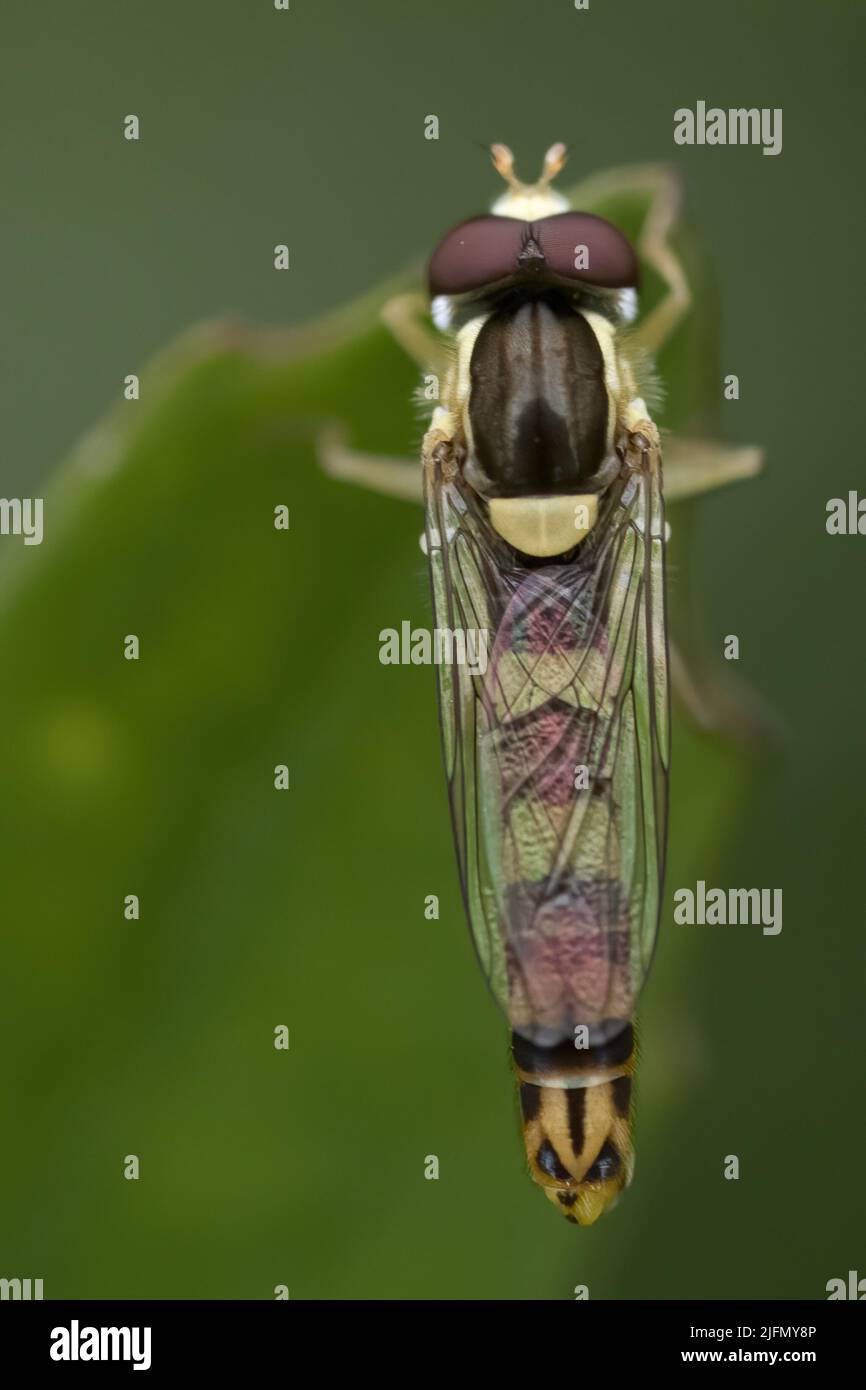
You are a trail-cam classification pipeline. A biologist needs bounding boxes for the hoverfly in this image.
[321,144,761,1225]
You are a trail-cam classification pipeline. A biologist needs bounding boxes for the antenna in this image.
[490,142,568,193]
[539,142,567,187]
[490,143,520,190]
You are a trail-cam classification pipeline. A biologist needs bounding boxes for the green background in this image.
[0,0,863,1300]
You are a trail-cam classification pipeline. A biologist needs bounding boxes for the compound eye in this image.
[427,216,525,296]
[534,212,639,289]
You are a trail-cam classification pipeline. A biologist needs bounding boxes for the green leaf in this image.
[0,167,750,1298]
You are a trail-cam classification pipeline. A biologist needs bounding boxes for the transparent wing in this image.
[424,432,669,1047]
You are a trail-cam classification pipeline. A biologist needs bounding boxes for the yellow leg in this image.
[663,434,763,502]
[317,422,421,503]
[669,636,771,741]
[381,291,450,377]
[568,163,691,356]
[318,427,763,513]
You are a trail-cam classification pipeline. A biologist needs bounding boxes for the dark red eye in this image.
[427,211,639,297]
[532,212,639,289]
[427,216,526,297]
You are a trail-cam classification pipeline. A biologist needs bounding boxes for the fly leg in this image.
[568,163,690,357]
[587,165,763,498]
[316,292,450,502]
[621,415,767,738]
[661,433,768,738]
[317,422,421,503]
[663,434,763,502]
[628,169,690,358]
[592,163,766,735]
[381,291,450,377]
[668,634,771,740]
[668,639,732,733]
[661,432,767,736]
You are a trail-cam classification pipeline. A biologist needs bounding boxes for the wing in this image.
[424,429,669,1047]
